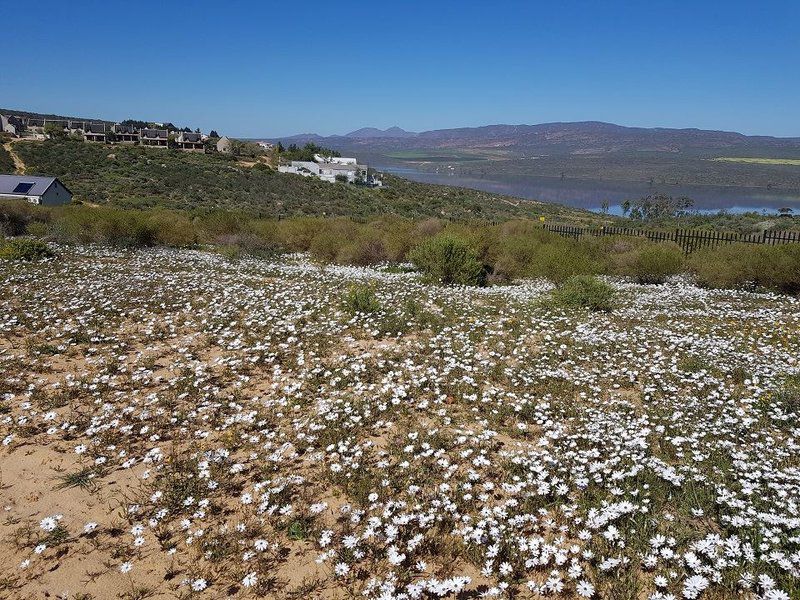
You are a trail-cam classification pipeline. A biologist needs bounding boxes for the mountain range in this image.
[274,121,800,156]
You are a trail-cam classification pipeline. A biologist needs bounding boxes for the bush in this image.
[773,379,800,415]
[0,238,55,261]
[343,285,380,315]
[757,244,800,294]
[526,242,600,284]
[690,243,800,294]
[408,234,487,286]
[214,233,280,258]
[689,244,758,290]
[0,201,50,236]
[551,275,617,312]
[337,235,389,266]
[629,243,684,284]
[308,230,342,262]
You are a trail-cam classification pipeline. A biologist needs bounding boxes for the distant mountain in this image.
[345,126,417,139]
[270,121,800,155]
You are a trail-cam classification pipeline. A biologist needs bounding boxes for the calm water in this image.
[380,165,800,215]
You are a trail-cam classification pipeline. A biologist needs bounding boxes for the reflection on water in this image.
[380,166,800,215]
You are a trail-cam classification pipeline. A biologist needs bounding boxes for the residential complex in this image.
[0,113,211,151]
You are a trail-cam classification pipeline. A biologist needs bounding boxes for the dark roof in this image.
[141,128,168,139]
[113,124,139,134]
[180,132,202,142]
[85,123,106,134]
[0,175,70,197]
[1,115,25,128]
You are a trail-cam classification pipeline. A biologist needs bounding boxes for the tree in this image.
[44,122,67,139]
[624,195,694,220]
[778,207,793,216]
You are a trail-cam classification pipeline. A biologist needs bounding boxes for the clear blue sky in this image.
[2,1,798,138]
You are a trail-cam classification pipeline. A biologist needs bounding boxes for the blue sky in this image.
[2,1,799,138]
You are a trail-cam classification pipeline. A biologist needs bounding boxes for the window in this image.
[12,182,35,194]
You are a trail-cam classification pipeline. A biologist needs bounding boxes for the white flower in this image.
[119,561,133,573]
[84,522,98,534]
[242,572,257,588]
[683,575,709,599]
[191,578,207,591]
[576,580,595,598]
[39,517,58,532]
[334,562,350,576]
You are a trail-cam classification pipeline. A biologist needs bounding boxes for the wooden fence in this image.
[543,224,800,253]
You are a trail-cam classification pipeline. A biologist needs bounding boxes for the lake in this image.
[379,165,800,215]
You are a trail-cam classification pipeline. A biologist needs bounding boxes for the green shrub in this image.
[689,244,757,290]
[408,234,487,286]
[758,244,800,294]
[629,243,684,284]
[309,230,347,262]
[215,233,280,258]
[343,285,381,315]
[527,242,601,284]
[773,379,800,414]
[690,243,800,294]
[337,234,388,266]
[0,238,55,261]
[0,201,51,236]
[551,275,617,312]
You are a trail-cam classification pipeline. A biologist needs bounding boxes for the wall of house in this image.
[40,182,72,206]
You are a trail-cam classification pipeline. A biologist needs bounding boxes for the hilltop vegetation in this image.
[11,139,604,223]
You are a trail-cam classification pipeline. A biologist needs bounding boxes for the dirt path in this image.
[3,139,26,174]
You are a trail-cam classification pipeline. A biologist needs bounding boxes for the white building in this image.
[279,154,382,186]
[314,154,357,166]
[0,114,25,137]
[217,136,233,153]
[0,175,73,206]
[317,162,360,183]
[279,161,322,178]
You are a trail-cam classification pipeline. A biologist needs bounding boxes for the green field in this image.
[712,157,800,166]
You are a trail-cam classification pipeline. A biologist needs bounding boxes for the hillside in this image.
[10,139,607,223]
[275,121,800,154]
[270,121,800,191]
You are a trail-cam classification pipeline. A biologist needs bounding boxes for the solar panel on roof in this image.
[12,182,35,194]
